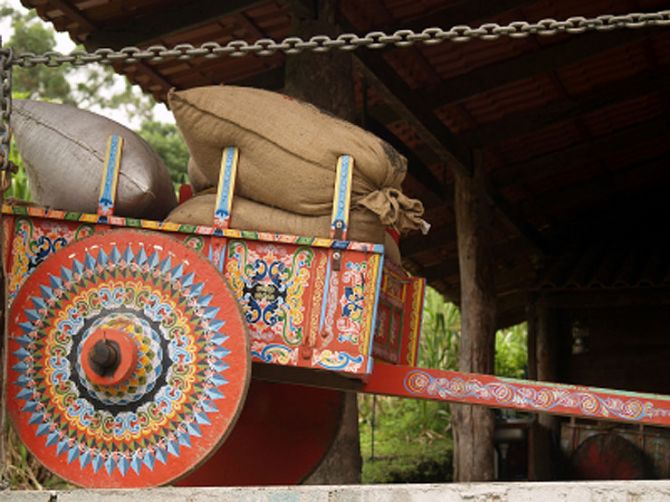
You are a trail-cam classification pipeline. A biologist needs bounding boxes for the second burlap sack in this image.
[166,192,402,265]
[169,86,426,234]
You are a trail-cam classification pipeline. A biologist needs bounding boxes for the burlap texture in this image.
[12,99,177,220]
[169,86,427,232]
[167,192,402,264]
[187,157,213,192]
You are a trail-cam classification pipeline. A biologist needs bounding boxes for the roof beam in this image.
[85,0,268,49]
[426,28,656,108]
[401,0,534,31]
[459,66,670,147]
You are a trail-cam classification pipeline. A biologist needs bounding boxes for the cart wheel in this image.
[7,230,250,488]
[176,379,344,486]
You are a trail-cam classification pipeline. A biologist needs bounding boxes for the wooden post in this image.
[452,153,496,482]
[533,300,560,480]
[283,0,361,484]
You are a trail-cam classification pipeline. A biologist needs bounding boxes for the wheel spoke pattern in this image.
[7,230,250,488]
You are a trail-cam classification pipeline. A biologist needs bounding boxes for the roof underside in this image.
[22,0,670,327]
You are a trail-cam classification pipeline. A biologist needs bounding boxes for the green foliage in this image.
[360,287,528,483]
[138,121,189,185]
[1,7,72,103]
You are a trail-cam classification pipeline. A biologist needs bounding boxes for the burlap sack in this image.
[168,86,425,232]
[187,157,213,192]
[166,192,385,244]
[167,192,402,265]
[12,99,177,220]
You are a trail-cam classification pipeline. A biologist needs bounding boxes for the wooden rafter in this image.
[85,0,268,49]
[426,28,658,108]
[459,66,670,147]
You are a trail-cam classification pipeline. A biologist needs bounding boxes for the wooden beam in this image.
[426,28,657,108]
[85,0,268,49]
[402,0,533,31]
[459,66,670,147]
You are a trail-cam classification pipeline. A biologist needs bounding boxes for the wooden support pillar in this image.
[283,0,361,484]
[528,298,560,480]
[452,154,496,482]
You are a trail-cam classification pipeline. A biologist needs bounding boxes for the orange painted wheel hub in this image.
[80,328,138,386]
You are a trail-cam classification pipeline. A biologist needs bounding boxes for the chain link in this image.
[0,43,13,174]
[7,10,670,68]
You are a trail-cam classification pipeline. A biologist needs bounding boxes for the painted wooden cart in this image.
[5,136,670,488]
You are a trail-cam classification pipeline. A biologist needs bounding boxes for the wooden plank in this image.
[86,0,268,48]
[427,29,657,108]
[459,67,670,147]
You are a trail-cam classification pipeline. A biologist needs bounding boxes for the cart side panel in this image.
[4,211,383,377]
[373,262,425,367]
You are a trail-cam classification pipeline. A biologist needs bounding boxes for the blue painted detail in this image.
[104,454,116,476]
[211,332,227,345]
[194,412,212,425]
[177,432,191,448]
[67,446,79,464]
[147,251,160,269]
[190,282,204,297]
[136,246,148,266]
[143,451,156,471]
[46,432,59,447]
[13,347,30,360]
[198,294,213,307]
[209,320,226,333]
[366,253,385,374]
[38,284,53,299]
[92,453,104,473]
[155,447,168,465]
[201,400,219,413]
[211,360,229,372]
[181,272,195,288]
[117,455,130,476]
[186,422,202,437]
[319,257,332,332]
[57,439,69,456]
[98,135,121,214]
[110,245,122,264]
[60,265,74,283]
[35,423,50,437]
[12,361,29,372]
[84,252,96,271]
[130,454,142,475]
[315,352,365,371]
[331,155,351,232]
[210,374,228,386]
[16,387,33,400]
[160,256,172,274]
[122,245,134,264]
[202,306,220,320]
[18,323,34,335]
[28,412,43,425]
[31,296,47,311]
[71,259,84,277]
[97,248,109,267]
[79,450,91,470]
[22,400,39,413]
[171,263,184,280]
[49,274,64,290]
[205,387,224,400]
[167,439,180,457]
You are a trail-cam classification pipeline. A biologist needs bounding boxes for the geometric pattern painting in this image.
[7,231,250,488]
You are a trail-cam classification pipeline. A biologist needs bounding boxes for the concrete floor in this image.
[3,482,670,502]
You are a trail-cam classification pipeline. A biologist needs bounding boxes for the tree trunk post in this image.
[283,0,361,484]
[452,151,497,482]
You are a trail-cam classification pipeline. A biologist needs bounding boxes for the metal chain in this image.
[9,10,670,67]
[0,42,13,177]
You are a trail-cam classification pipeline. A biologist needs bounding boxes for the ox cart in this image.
[5,136,670,488]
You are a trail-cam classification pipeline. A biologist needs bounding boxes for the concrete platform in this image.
[3,482,670,502]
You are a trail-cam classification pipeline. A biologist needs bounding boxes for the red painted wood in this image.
[7,231,251,488]
[176,379,344,486]
[363,361,670,427]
